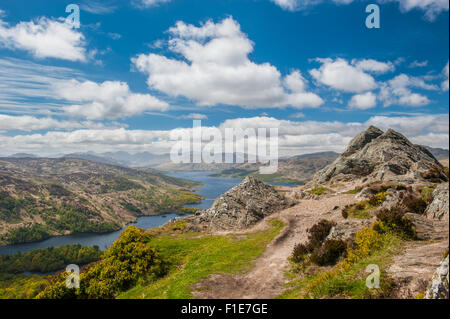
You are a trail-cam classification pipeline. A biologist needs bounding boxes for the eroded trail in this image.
[192,194,356,299]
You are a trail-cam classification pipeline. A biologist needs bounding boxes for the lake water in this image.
[0,171,295,255]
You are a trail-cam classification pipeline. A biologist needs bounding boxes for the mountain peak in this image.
[342,125,384,156]
[313,127,446,184]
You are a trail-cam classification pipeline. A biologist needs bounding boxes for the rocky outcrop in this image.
[313,126,446,184]
[425,183,449,221]
[424,255,449,299]
[186,177,290,231]
[326,219,372,242]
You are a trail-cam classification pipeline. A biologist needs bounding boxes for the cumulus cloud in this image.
[386,0,449,21]
[271,0,449,20]
[353,59,395,74]
[1,114,448,157]
[133,17,323,109]
[55,80,169,120]
[0,114,121,131]
[379,74,438,107]
[309,58,377,93]
[0,15,87,61]
[348,92,377,110]
[442,62,449,91]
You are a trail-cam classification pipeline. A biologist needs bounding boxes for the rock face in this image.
[313,126,446,184]
[326,220,372,242]
[425,183,449,221]
[424,255,449,299]
[186,177,289,231]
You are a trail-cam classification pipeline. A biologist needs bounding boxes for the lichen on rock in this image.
[186,176,290,231]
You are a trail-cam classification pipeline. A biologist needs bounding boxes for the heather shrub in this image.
[307,219,336,250]
[310,239,347,266]
[291,243,310,263]
[402,195,427,215]
[376,207,415,238]
[421,165,449,183]
[420,187,435,204]
[368,192,388,207]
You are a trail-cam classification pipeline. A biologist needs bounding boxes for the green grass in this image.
[342,193,388,220]
[307,187,332,196]
[118,219,284,299]
[279,232,402,299]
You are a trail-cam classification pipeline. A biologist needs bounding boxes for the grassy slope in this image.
[280,232,403,299]
[119,219,284,299]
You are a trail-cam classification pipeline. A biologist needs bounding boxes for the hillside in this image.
[1,127,449,300]
[0,157,202,245]
[212,152,339,184]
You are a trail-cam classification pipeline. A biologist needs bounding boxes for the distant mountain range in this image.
[5,147,448,177]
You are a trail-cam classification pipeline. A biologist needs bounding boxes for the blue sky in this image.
[0,0,448,156]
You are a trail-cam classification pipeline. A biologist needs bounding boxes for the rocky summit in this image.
[186,176,290,231]
[313,126,447,184]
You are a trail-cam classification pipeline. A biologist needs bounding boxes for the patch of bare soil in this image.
[192,193,356,299]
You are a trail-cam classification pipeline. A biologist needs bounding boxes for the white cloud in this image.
[80,2,117,14]
[0,57,84,115]
[408,60,428,68]
[353,59,395,74]
[348,92,377,110]
[0,15,87,61]
[290,112,306,118]
[386,0,449,21]
[138,0,172,7]
[310,58,377,93]
[271,0,449,20]
[270,0,302,11]
[379,74,438,107]
[55,80,169,120]
[179,113,208,120]
[271,0,354,11]
[1,114,448,157]
[0,114,122,131]
[133,17,323,109]
[442,62,449,91]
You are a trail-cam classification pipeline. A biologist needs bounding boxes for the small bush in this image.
[307,219,336,250]
[402,195,427,215]
[291,219,336,265]
[420,187,435,204]
[307,187,331,196]
[342,207,349,219]
[347,186,363,194]
[310,239,347,266]
[376,207,415,238]
[368,192,388,207]
[421,165,449,183]
[291,243,310,263]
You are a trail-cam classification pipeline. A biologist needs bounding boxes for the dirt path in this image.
[192,194,356,299]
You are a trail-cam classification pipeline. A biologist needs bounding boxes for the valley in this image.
[0,158,202,246]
